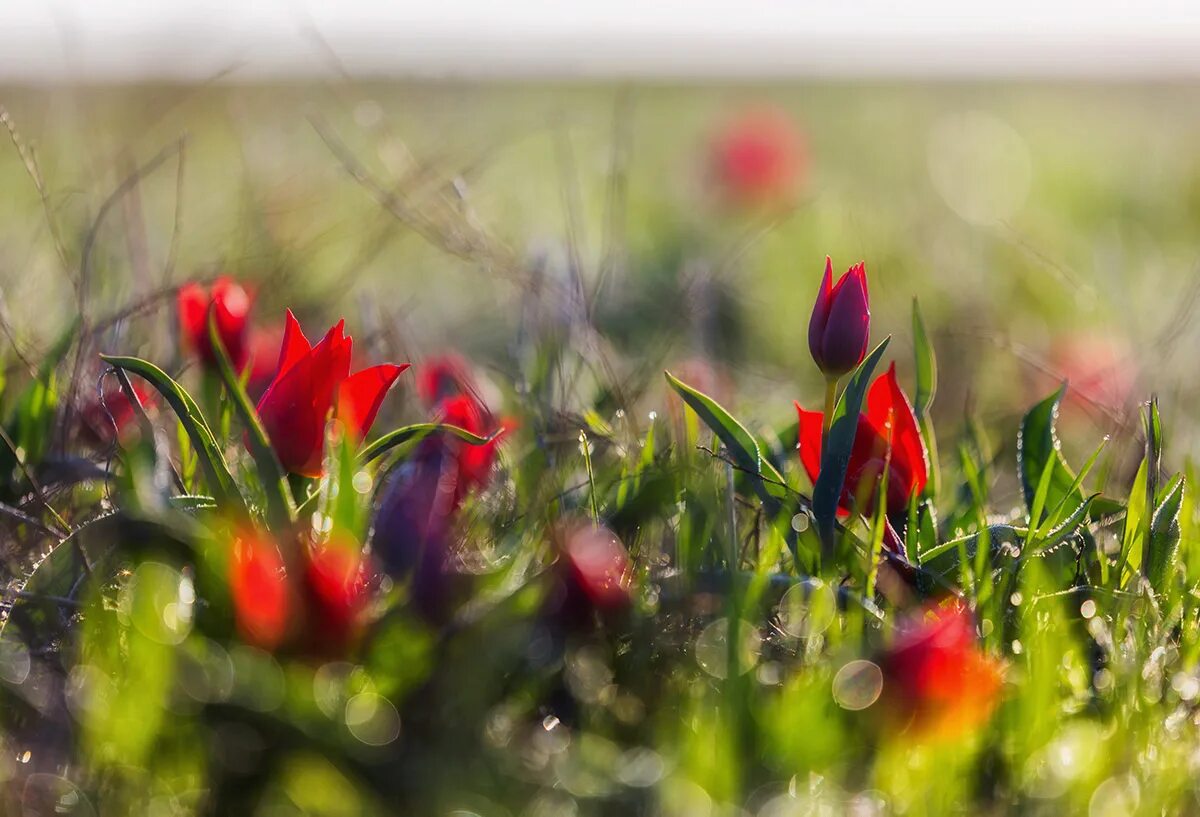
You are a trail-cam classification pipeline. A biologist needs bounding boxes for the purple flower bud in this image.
[807,257,870,379]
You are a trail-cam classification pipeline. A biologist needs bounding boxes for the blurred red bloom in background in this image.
[878,602,1003,740]
[1047,332,1137,418]
[808,257,871,380]
[558,522,632,616]
[708,107,806,211]
[417,353,476,407]
[796,364,928,516]
[255,310,407,477]
[79,376,156,447]
[178,277,254,370]
[370,355,507,619]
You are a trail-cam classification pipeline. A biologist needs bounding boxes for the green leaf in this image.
[911,298,936,421]
[663,370,788,513]
[358,422,495,465]
[1118,456,1149,587]
[100,355,247,517]
[1018,385,1085,522]
[208,310,295,529]
[1147,474,1184,593]
[812,336,891,551]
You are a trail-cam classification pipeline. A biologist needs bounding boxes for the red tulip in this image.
[808,257,870,380]
[229,528,290,650]
[708,107,806,211]
[879,602,1003,740]
[255,310,408,477]
[303,542,368,654]
[559,523,633,615]
[178,277,253,370]
[229,527,368,656]
[795,364,928,516]
[417,353,476,407]
[79,377,156,447]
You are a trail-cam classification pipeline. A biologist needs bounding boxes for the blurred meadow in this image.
[5,80,1200,454]
[4,76,1200,816]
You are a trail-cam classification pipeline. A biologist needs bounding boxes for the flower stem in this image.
[821,376,838,440]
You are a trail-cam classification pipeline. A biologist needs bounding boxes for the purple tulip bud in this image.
[807,257,870,379]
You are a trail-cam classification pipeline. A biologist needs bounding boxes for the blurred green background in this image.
[2,80,1198,478]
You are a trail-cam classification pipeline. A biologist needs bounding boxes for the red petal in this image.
[337,363,408,441]
[807,256,835,357]
[865,364,928,501]
[229,531,289,650]
[256,320,352,477]
[177,283,208,349]
[795,402,824,485]
[274,309,312,380]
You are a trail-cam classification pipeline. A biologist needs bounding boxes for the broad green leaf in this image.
[100,354,247,517]
[812,336,891,552]
[664,370,788,512]
[911,298,936,420]
[1147,474,1184,593]
[208,310,295,529]
[358,422,495,465]
[1018,385,1085,522]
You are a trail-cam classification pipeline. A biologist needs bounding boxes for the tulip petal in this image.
[794,402,825,485]
[807,256,835,358]
[257,319,353,477]
[177,282,208,348]
[865,364,928,501]
[818,263,871,375]
[337,363,408,441]
[274,309,312,379]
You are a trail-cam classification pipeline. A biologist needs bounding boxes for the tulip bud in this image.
[807,257,870,379]
[177,277,253,370]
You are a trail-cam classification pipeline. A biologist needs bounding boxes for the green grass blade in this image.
[100,354,247,517]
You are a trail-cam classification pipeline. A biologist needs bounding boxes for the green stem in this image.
[821,376,838,440]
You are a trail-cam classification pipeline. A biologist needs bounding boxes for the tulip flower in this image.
[255,310,408,477]
[808,257,871,381]
[303,542,368,655]
[79,377,156,447]
[416,353,476,407]
[371,361,506,619]
[795,364,928,517]
[178,277,253,370]
[878,602,1003,740]
[558,522,633,616]
[229,527,368,656]
[708,107,806,211]
[229,528,290,650]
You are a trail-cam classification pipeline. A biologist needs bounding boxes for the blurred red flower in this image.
[79,377,156,447]
[370,356,508,619]
[417,353,476,407]
[178,277,254,370]
[879,602,1003,740]
[303,541,369,656]
[808,257,871,380]
[708,107,806,211]
[559,522,632,615]
[229,527,369,656]
[229,528,290,651]
[1047,332,1137,417]
[795,364,928,516]
[255,310,408,477]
